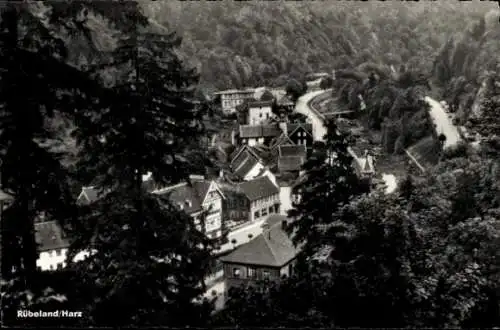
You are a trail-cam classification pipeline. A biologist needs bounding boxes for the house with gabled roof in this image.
[35,220,95,271]
[221,214,299,296]
[239,176,280,223]
[153,175,226,239]
[354,150,376,179]
[279,122,314,147]
[220,174,280,230]
[276,144,307,175]
[230,145,266,182]
[238,124,281,147]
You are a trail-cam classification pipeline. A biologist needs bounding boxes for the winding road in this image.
[424,96,461,149]
[295,90,397,194]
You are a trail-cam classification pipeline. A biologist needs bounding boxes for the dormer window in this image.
[178,203,184,210]
[185,200,192,208]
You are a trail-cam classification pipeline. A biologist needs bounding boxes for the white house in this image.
[153,175,225,239]
[214,89,255,114]
[247,100,274,125]
[238,125,281,147]
[35,220,95,271]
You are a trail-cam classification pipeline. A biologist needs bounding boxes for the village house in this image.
[214,88,255,115]
[229,144,275,181]
[278,121,314,147]
[220,214,300,296]
[354,150,375,179]
[239,175,280,223]
[153,175,225,239]
[238,124,281,147]
[276,144,307,175]
[77,174,225,239]
[246,100,274,125]
[35,221,93,271]
[276,94,295,114]
[220,172,279,229]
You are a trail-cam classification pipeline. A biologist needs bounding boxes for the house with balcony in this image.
[153,176,225,239]
[214,88,255,114]
[220,214,300,296]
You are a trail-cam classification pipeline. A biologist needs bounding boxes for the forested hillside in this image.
[141,1,498,92]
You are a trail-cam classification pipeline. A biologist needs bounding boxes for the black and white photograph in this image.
[1,0,500,327]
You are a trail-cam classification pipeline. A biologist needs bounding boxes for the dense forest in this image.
[143,1,499,91]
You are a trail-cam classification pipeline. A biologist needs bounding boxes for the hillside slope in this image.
[141,1,496,92]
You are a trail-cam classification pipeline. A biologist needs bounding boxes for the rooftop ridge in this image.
[152,182,188,194]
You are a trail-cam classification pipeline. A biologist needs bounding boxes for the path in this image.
[296,90,398,194]
[424,96,461,149]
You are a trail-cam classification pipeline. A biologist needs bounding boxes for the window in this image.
[57,263,63,270]
[56,249,62,257]
[269,206,274,214]
[275,204,280,213]
[259,113,262,118]
[247,267,256,278]
[254,211,260,219]
[261,208,268,217]
[233,268,241,278]
[266,113,269,119]
[49,265,54,271]
[262,271,270,279]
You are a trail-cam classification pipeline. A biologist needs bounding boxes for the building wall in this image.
[244,137,265,147]
[290,129,313,146]
[37,249,95,271]
[248,106,273,125]
[201,187,223,238]
[279,186,293,216]
[224,195,250,225]
[249,193,280,222]
[223,260,295,294]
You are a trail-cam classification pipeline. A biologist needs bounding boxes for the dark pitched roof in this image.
[248,100,274,108]
[35,221,70,252]
[220,216,299,267]
[238,176,279,201]
[239,125,281,139]
[192,180,212,202]
[234,155,260,179]
[262,125,281,137]
[240,125,263,138]
[155,182,203,214]
[271,133,295,149]
[232,145,259,167]
[278,144,307,158]
[278,156,305,172]
[287,123,313,137]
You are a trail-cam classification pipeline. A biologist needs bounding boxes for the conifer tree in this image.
[0,2,121,323]
[69,15,215,326]
[287,120,362,256]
